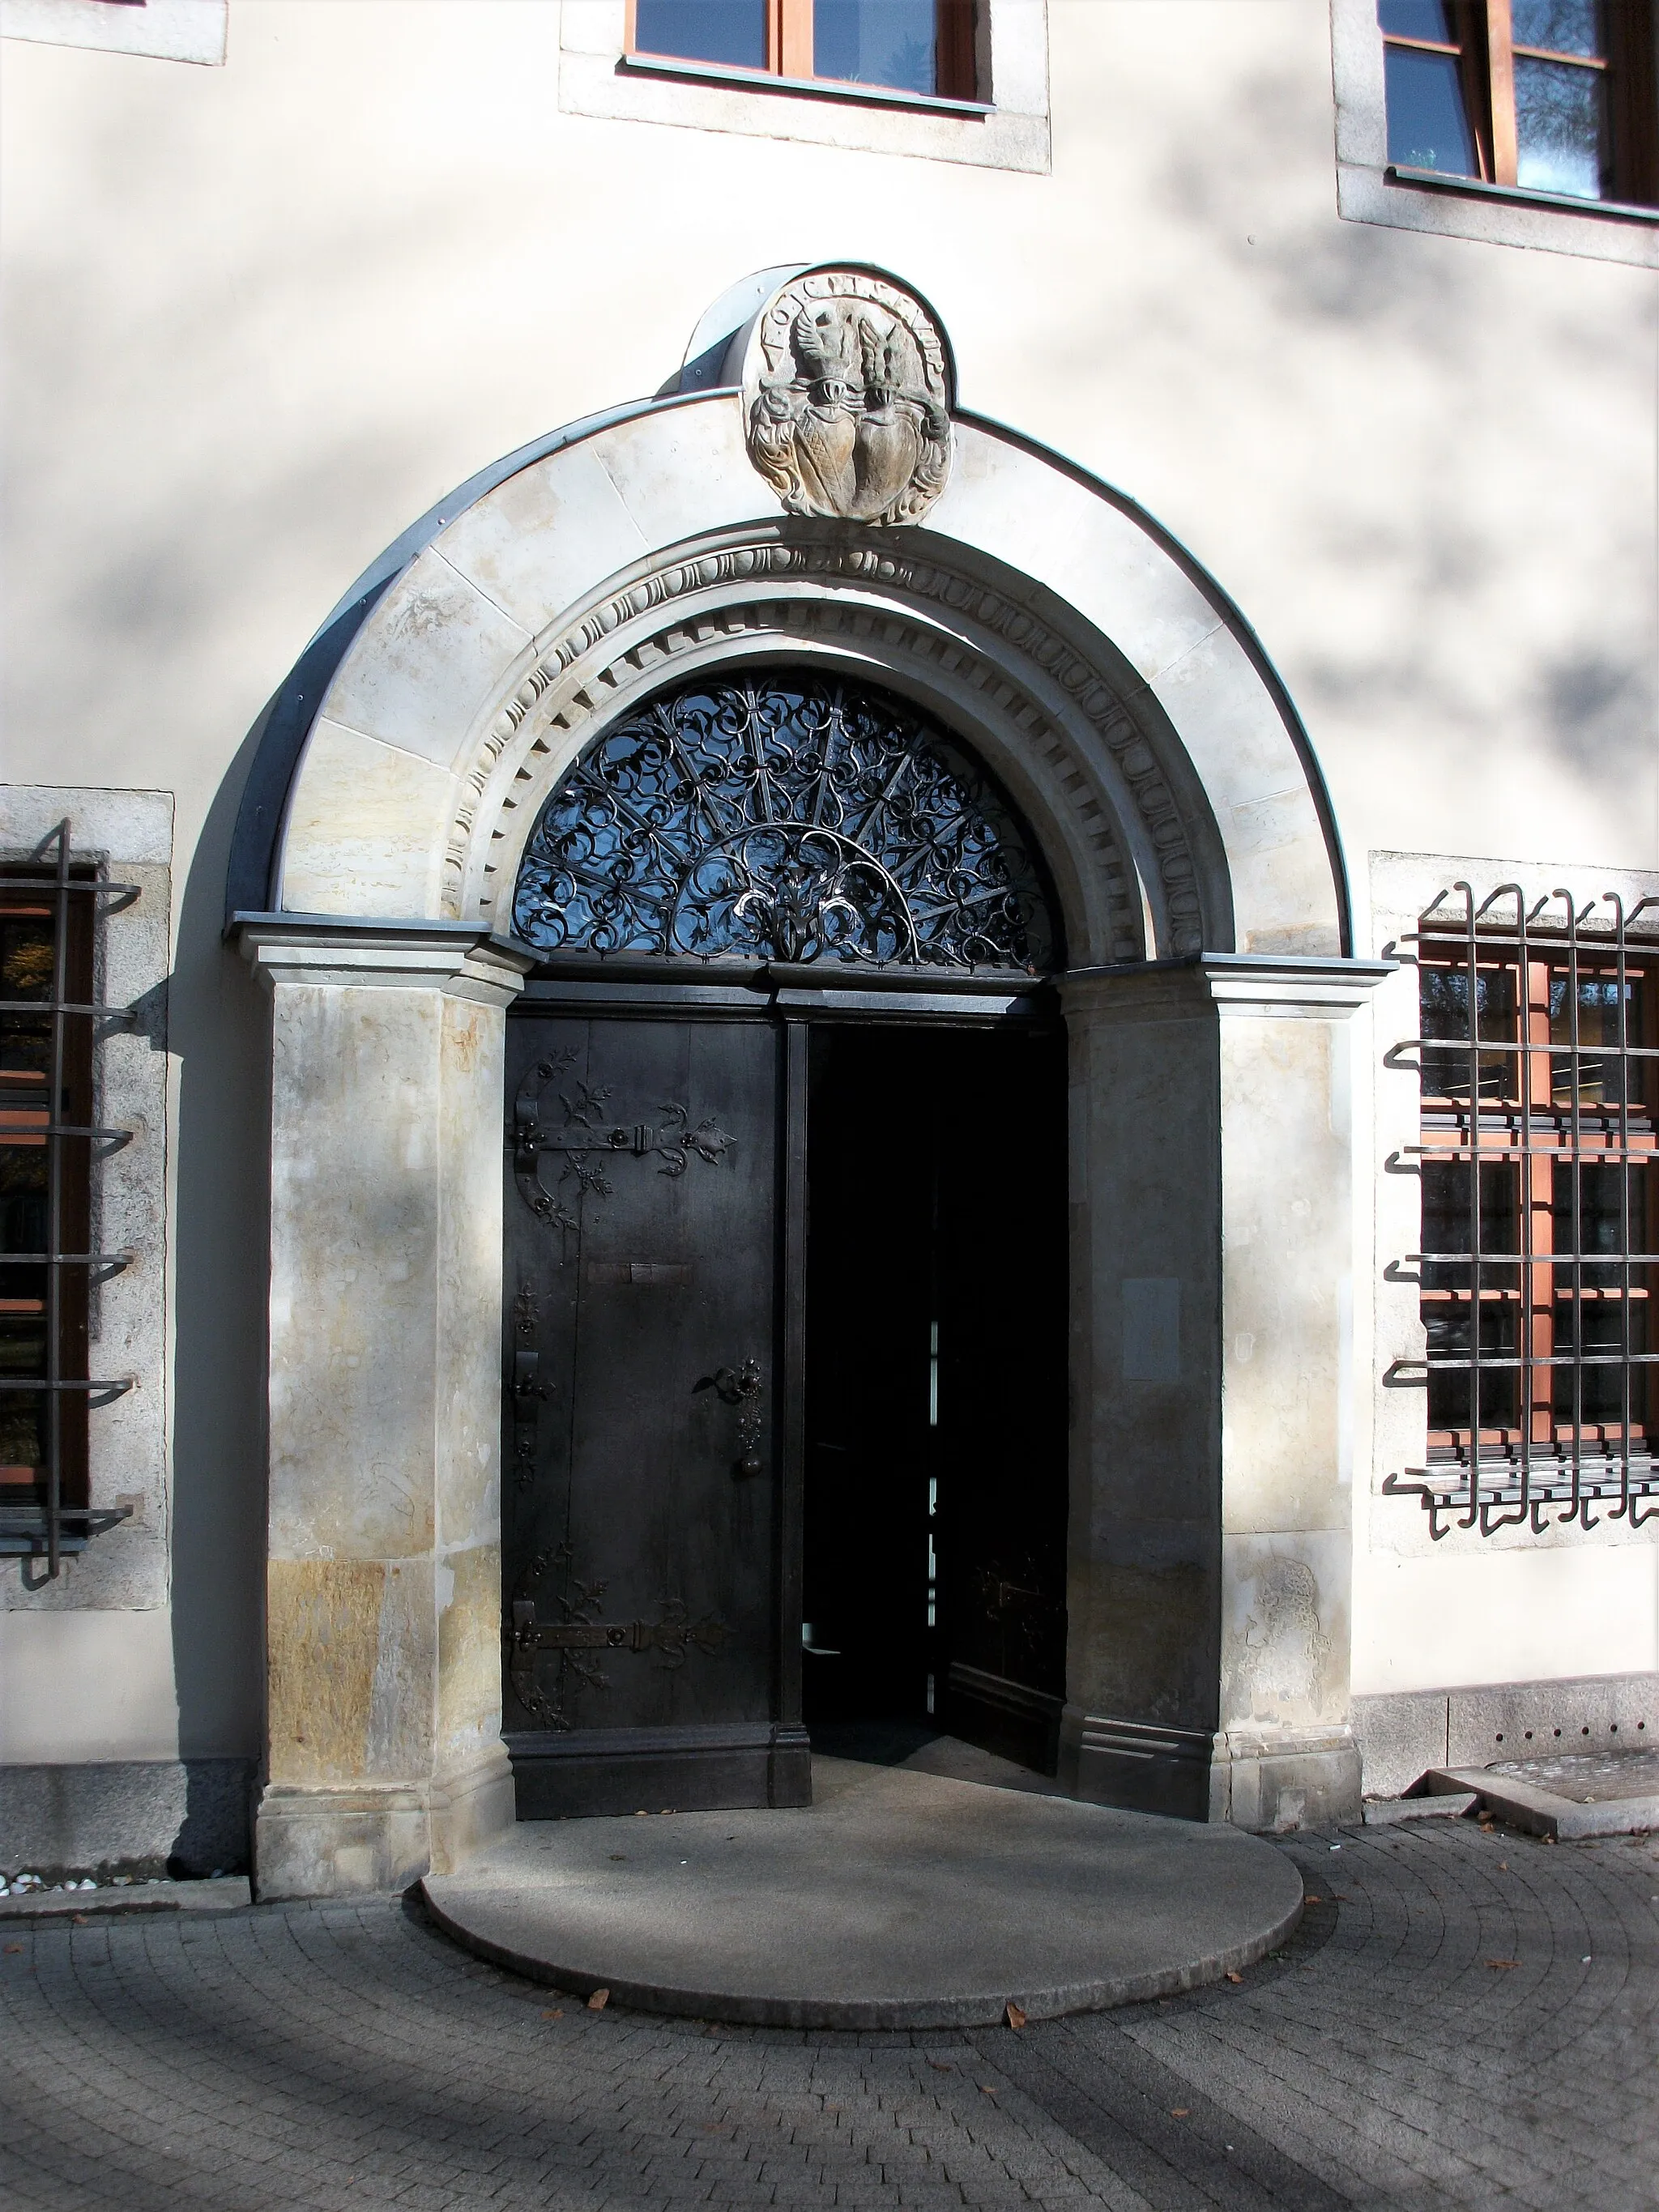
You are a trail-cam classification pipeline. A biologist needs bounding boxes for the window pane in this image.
[1420,963,1519,1099]
[1553,1298,1648,1426]
[0,1391,45,1485]
[1548,972,1644,1106]
[633,0,768,70]
[1554,1161,1650,1283]
[1515,56,1611,198]
[815,0,937,93]
[1511,0,1603,59]
[1421,1161,1520,1290]
[1384,45,1478,174]
[1426,1304,1519,1432]
[1378,0,1460,40]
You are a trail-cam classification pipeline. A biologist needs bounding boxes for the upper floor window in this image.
[629,0,977,100]
[1380,1,1657,206]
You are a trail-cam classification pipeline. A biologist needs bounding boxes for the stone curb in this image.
[1425,1767,1659,1839]
[417,1882,1307,2031]
[1361,1791,1477,1826]
[0,1877,254,1922]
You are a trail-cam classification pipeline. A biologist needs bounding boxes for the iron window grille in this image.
[1,823,139,1576]
[1384,881,1658,1535]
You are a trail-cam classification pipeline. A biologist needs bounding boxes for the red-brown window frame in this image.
[1381,0,1658,205]
[625,0,979,102]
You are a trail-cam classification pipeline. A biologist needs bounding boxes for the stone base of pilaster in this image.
[254,1741,517,1899]
[1057,1709,1363,1832]
[428,1741,516,1876]
[1209,1726,1363,1833]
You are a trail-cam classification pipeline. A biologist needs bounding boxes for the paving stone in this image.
[2,1823,1657,2207]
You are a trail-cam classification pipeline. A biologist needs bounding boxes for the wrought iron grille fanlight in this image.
[510,671,1059,970]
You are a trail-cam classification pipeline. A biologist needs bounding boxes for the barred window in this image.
[0,824,135,1575]
[1392,883,1657,1532]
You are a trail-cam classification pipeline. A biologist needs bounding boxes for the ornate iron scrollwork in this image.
[512,1049,735,1237]
[510,1281,549,1492]
[508,1542,729,1730]
[511,672,1057,970]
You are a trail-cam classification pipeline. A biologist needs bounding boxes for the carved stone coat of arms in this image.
[742,271,953,526]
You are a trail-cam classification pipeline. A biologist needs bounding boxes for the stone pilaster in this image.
[237,918,533,1898]
[1056,955,1392,1831]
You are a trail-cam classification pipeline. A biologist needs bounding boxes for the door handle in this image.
[693,1358,765,1477]
[513,1347,550,1400]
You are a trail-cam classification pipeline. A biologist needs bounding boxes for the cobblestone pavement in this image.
[2,1819,1655,2210]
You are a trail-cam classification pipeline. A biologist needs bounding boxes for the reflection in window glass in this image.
[815,0,937,93]
[1515,55,1612,197]
[1511,0,1603,59]
[1420,963,1518,1099]
[1384,45,1478,174]
[1549,974,1642,1106]
[633,0,768,70]
[1377,0,1458,36]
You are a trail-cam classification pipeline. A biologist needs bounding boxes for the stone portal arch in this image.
[237,392,1346,964]
[232,268,1385,1901]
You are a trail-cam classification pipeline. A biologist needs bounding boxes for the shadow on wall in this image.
[166,714,275,1837]
[0,1757,254,1882]
[1045,43,1654,824]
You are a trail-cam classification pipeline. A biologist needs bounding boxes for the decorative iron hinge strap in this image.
[510,1599,729,1660]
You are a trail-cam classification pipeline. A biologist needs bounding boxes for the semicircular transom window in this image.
[511,670,1059,970]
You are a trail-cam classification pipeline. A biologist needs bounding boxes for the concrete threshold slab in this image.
[1425,1767,1659,1839]
[421,1754,1305,2030]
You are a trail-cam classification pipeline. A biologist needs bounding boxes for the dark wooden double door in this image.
[502,988,1068,1818]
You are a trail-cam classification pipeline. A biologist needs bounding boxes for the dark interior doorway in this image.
[802,1021,1069,1775]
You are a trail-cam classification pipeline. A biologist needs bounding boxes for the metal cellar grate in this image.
[1385,883,1658,1535]
[0,823,139,1576]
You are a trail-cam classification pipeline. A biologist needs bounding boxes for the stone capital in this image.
[1060,953,1396,1024]
[232,913,535,1004]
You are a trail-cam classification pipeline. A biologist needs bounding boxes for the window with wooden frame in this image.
[0,825,136,1575]
[1379,1,1657,206]
[1390,885,1658,1534]
[627,0,979,101]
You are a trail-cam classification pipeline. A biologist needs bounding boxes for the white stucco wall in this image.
[2,0,1654,1762]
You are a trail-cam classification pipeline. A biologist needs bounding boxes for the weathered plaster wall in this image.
[2,0,1653,1774]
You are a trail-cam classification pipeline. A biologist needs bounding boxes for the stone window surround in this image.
[559,0,1050,173]
[1365,848,1659,1561]
[1330,0,1659,270]
[0,0,226,66]
[0,784,174,1613]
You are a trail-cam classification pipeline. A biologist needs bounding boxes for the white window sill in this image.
[1386,165,1659,228]
[620,50,994,120]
